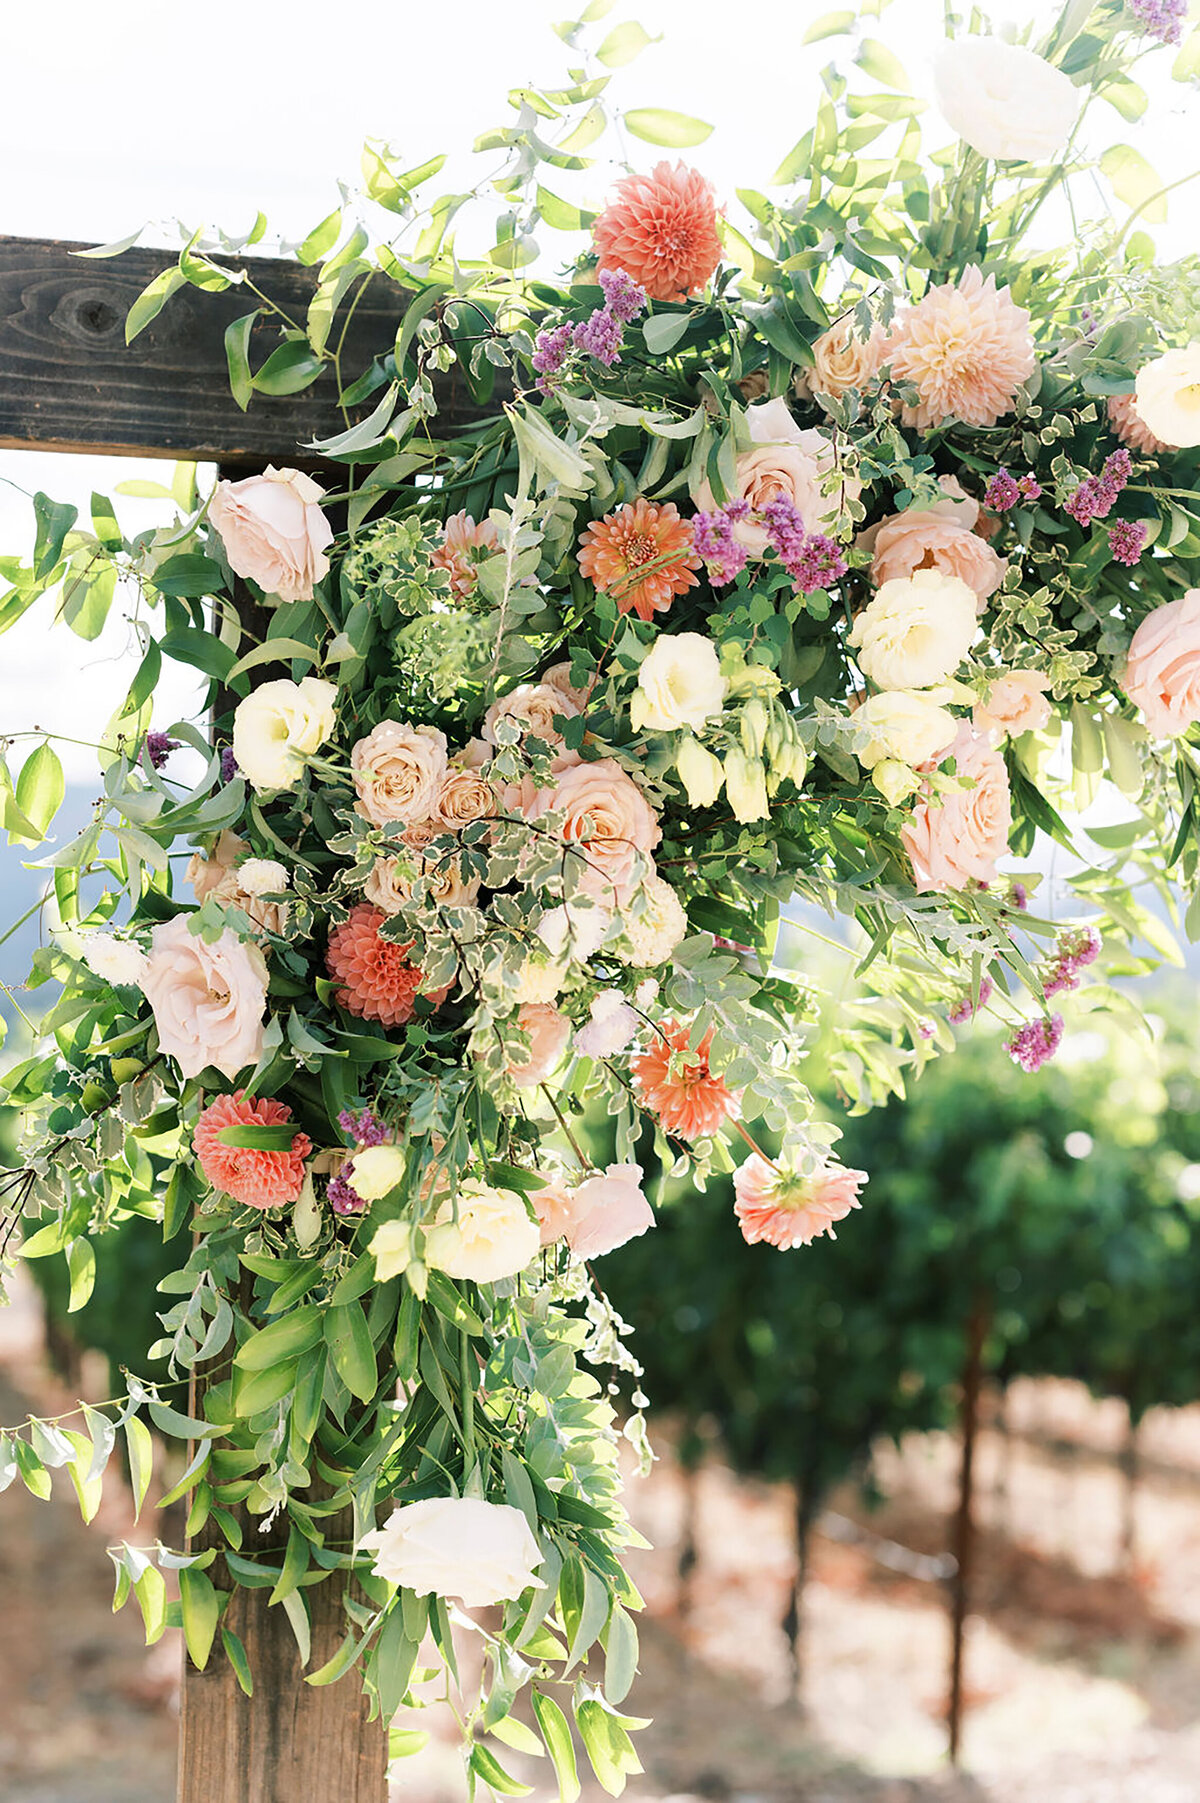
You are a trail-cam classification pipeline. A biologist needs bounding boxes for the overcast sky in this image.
[0,0,1195,782]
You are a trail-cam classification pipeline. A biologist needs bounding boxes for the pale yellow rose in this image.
[425,1182,541,1283]
[141,916,268,1081]
[231,677,337,793]
[871,759,922,807]
[1134,343,1200,450]
[848,569,977,691]
[351,721,448,826]
[209,466,334,603]
[630,633,727,733]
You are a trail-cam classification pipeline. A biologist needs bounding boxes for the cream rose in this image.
[933,38,1079,163]
[141,916,268,1081]
[630,633,727,734]
[364,854,479,915]
[506,1002,571,1089]
[855,691,958,771]
[1121,590,1200,738]
[974,670,1053,740]
[188,832,286,935]
[352,721,448,826]
[810,318,889,401]
[1133,344,1200,450]
[483,681,582,748]
[848,569,978,691]
[901,723,1013,893]
[210,466,333,603]
[425,1182,541,1283]
[358,1498,542,1609]
[231,677,337,793]
[435,762,497,830]
[531,759,661,904]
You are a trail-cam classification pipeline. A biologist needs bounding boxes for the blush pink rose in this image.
[141,916,268,1081]
[974,670,1053,740]
[529,758,661,903]
[209,466,333,603]
[564,1164,655,1259]
[1121,590,1200,738]
[865,497,1007,610]
[506,1003,571,1089]
[532,1177,577,1248]
[483,680,583,750]
[352,721,449,827]
[695,415,857,554]
[900,722,1013,893]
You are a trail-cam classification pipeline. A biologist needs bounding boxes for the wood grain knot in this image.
[51,286,126,346]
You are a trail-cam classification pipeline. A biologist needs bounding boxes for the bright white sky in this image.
[0,0,1195,782]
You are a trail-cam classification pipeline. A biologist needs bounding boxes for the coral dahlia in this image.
[887,266,1035,431]
[193,1090,311,1211]
[431,511,499,599]
[631,1018,735,1141]
[591,160,722,303]
[577,498,700,623]
[733,1152,866,1251]
[326,903,447,1028]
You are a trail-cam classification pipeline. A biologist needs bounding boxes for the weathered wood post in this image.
[947,1299,988,1766]
[0,232,478,1800]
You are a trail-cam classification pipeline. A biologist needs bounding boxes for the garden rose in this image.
[435,761,497,831]
[696,411,856,553]
[848,569,978,690]
[425,1182,541,1283]
[901,723,1013,892]
[854,691,958,771]
[231,677,337,793]
[359,1498,542,1609]
[1120,590,1200,737]
[352,721,449,826]
[565,1164,655,1259]
[1133,343,1200,449]
[531,758,661,903]
[808,318,889,401]
[974,670,1053,740]
[209,466,333,603]
[484,681,582,749]
[532,1177,576,1247]
[141,916,268,1081]
[933,38,1079,163]
[865,500,1007,609]
[506,1002,571,1089]
[630,633,727,733]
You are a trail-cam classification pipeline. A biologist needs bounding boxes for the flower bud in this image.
[676,735,724,809]
[871,759,921,807]
[724,747,770,823]
[740,698,771,759]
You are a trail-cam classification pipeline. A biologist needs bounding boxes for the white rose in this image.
[855,691,958,770]
[425,1182,541,1284]
[79,933,148,986]
[358,1497,542,1609]
[848,569,977,691]
[351,1145,407,1202]
[236,857,290,898]
[1133,343,1200,450]
[232,677,338,792]
[630,633,727,734]
[933,38,1078,163]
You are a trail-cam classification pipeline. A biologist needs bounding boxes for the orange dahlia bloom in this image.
[577,499,700,623]
[193,1089,311,1211]
[733,1152,865,1251]
[592,160,722,303]
[326,903,447,1029]
[631,1018,735,1141]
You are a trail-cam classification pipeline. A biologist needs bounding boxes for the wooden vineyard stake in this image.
[947,1300,989,1765]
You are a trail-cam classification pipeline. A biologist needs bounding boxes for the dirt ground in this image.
[4,1276,1200,1803]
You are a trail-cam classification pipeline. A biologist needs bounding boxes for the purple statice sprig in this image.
[338,1108,388,1148]
[1041,925,1102,999]
[327,1170,366,1217]
[1064,449,1133,527]
[693,502,751,585]
[984,470,1020,513]
[598,267,647,324]
[1127,0,1187,46]
[144,731,180,770]
[531,322,574,394]
[573,308,624,368]
[220,747,239,784]
[1108,519,1148,568]
[1006,1012,1064,1073]
[530,270,646,394]
[759,495,849,594]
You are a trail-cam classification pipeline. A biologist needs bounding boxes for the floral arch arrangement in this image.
[2,0,1199,1790]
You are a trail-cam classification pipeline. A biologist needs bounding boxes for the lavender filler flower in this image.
[144,731,179,770]
[1128,0,1187,47]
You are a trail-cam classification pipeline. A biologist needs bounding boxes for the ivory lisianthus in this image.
[933,38,1079,163]
[566,1164,655,1259]
[632,1019,735,1140]
[1120,590,1200,737]
[591,160,722,302]
[1133,343,1200,449]
[193,1090,311,1211]
[887,267,1036,430]
[901,723,1013,892]
[854,691,958,771]
[209,466,333,603]
[141,917,267,1081]
[232,677,337,793]
[359,1498,542,1609]
[848,569,978,690]
[352,721,449,827]
[733,1153,866,1250]
[425,1182,541,1283]
[630,633,727,733]
[577,499,701,622]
